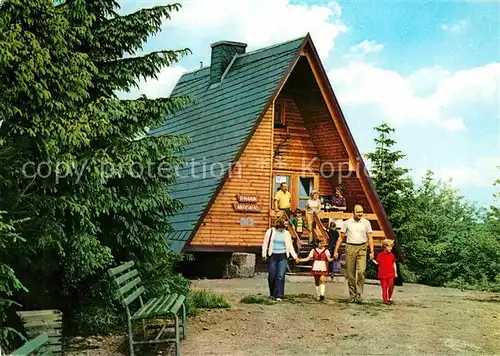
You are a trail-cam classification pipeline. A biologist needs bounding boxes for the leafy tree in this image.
[0,0,191,336]
[366,124,499,291]
[399,171,478,285]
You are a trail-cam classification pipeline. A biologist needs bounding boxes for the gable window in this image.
[274,100,286,128]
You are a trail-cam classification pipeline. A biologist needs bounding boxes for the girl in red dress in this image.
[373,239,398,304]
[297,238,334,301]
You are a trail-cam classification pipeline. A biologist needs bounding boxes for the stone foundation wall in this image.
[223,253,256,278]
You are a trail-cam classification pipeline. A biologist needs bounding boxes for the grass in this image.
[189,289,231,308]
[186,289,230,316]
[240,295,275,305]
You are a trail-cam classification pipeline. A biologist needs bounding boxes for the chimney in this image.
[210,41,247,84]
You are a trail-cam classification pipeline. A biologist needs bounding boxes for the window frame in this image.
[273,100,286,128]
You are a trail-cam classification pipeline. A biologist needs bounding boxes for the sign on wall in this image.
[236,195,259,203]
[240,217,255,226]
[233,203,261,213]
[233,194,261,213]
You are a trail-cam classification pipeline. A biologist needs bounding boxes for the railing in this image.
[283,211,302,250]
[316,211,387,245]
[312,212,330,243]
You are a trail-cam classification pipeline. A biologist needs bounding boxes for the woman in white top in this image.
[305,191,322,244]
[262,218,299,301]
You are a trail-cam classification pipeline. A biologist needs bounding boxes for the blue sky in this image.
[118,0,499,208]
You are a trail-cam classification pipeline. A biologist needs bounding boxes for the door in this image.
[272,172,318,212]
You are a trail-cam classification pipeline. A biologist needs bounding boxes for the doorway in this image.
[272,172,319,211]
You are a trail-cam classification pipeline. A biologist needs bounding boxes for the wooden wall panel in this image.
[190,107,273,247]
[318,175,334,196]
[304,107,350,167]
[273,97,320,171]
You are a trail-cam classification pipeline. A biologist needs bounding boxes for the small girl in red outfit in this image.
[373,239,398,304]
[297,238,334,301]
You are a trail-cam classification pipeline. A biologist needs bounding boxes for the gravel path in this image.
[67,274,500,355]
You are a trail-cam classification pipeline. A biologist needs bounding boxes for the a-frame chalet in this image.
[153,34,401,263]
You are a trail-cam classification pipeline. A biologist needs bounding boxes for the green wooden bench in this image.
[108,261,187,356]
[16,310,62,355]
[11,332,52,355]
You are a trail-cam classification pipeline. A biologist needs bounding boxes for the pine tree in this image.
[0,0,191,335]
[365,122,413,229]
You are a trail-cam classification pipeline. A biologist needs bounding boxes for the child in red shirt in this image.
[373,239,398,304]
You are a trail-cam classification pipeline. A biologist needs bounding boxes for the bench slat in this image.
[115,269,139,286]
[152,294,178,316]
[118,277,142,297]
[132,297,164,319]
[108,261,135,277]
[13,332,49,356]
[123,286,145,306]
[169,295,186,315]
[133,297,159,318]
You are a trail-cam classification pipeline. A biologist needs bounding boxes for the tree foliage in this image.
[0,211,27,350]
[0,0,192,344]
[364,123,414,237]
[367,123,500,291]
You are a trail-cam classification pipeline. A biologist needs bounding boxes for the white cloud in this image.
[162,0,347,62]
[434,157,500,188]
[117,66,188,100]
[408,66,451,96]
[117,0,347,99]
[327,61,500,131]
[440,20,468,33]
[344,40,383,61]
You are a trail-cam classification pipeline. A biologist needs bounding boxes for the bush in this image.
[399,263,418,283]
[445,275,500,293]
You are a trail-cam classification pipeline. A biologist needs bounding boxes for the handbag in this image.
[266,228,274,257]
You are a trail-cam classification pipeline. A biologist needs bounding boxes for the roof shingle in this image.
[153,36,305,252]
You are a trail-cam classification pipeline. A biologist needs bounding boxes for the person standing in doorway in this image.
[333,204,374,303]
[262,218,299,301]
[274,182,292,217]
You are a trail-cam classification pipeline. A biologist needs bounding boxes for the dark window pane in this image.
[299,177,313,197]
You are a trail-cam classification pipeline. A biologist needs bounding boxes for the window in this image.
[274,100,286,128]
[298,177,314,208]
[273,175,291,194]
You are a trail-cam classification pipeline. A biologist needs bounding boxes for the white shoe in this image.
[276,298,283,301]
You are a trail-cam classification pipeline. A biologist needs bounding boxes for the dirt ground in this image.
[67,273,500,355]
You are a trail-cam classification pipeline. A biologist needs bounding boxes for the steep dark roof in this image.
[152,36,305,252]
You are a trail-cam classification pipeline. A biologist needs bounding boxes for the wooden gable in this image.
[188,106,274,250]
